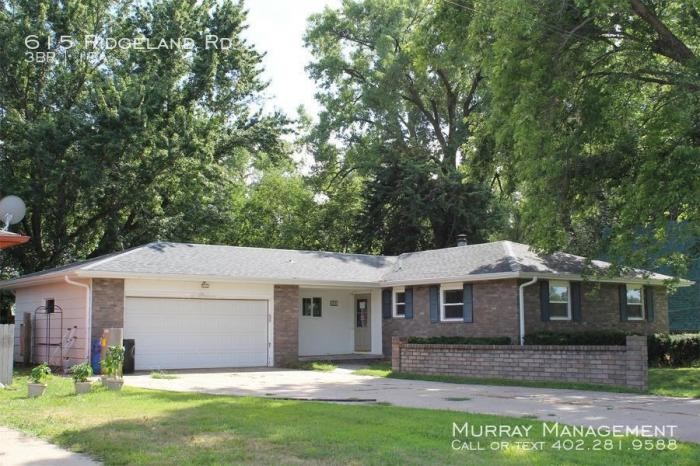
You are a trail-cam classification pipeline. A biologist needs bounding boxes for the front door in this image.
[354,295,371,352]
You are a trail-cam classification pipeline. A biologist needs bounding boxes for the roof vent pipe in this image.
[456,234,468,247]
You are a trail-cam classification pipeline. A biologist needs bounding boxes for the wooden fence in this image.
[0,324,13,385]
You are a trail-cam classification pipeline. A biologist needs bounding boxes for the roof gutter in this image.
[518,277,538,346]
[381,271,691,287]
[1,265,692,290]
[73,270,383,288]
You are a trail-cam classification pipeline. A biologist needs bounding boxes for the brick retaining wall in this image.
[392,335,647,390]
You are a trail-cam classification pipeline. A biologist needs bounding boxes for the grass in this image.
[297,360,337,372]
[353,361,393,377]
[354,363,700,397]
[150,371,178,380]
[649,368,700,398]
[1,373,698,465]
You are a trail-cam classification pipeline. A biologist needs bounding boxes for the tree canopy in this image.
[1,0,697,285]
[0,0,287,273]
[473,0,699,275]
[304,0,501,254]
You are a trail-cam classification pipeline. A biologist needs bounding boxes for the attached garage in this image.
[124,297,270,370]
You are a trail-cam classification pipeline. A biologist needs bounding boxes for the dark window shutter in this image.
[644,286,655,322]
[619,284,628,321]
[463,283,473,323]
[429,285,439,323]
[571,282,582,322]
[539,280,550,321]
[404,287,414,320]
[382,288,392,319]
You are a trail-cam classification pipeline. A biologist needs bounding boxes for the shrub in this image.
[407,336,511,345]
[30,362,52,384]
[101,345,125,378]
[523,331,630,346]
[648,333,700,367]
[522,331,700,367]
[70,362,93,383]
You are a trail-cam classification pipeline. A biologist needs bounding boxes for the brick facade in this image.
[274,285,299,366]
[523,282,668,335]
[384,280,668,357]
[393,335,648,390]
[382,280,520,356]
[91,278,125,340]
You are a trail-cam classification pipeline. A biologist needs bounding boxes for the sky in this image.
[243,0,341,118]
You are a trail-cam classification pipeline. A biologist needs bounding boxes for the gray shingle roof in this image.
[0,240,679,288]
[82,242,395,284]
[381,241,667,282]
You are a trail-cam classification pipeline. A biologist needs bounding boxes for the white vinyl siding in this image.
[12,281,89,367]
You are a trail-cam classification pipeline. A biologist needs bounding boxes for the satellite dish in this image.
[0,195,27,230]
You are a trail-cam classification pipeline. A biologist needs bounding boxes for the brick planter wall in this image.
[392,335,648,390]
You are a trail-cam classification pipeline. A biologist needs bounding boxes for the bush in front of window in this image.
[407,336,511,345]
[523,331,630,346]
[524,331,700,367]
[647,333,700,367]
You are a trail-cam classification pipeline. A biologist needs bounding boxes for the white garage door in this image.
[124,297,269,370]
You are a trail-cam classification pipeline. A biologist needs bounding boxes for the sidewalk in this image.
[0,426,99,466]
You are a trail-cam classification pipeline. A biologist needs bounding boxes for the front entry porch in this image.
[297,287,384,358]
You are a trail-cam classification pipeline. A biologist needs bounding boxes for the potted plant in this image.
[101,345,125,391]
[70,362,93,394]
[28,362,51,398]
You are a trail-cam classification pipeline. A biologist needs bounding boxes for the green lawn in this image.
[648,368,700,398]
[1,374,698,465]
[355,363,700,398]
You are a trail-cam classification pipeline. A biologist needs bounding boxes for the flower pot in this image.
[28,383,47,398]
[104,378,124,391]
[74,381,92,394]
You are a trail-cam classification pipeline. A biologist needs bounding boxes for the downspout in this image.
[64,276,92,361]
[518,277,538,346]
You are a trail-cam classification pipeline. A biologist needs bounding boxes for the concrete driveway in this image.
[124,366,700,444]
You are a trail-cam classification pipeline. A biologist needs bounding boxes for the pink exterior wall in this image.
[13,280,90,368]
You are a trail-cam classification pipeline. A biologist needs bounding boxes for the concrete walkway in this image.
[0,426,99,466]
[125,367,700,444]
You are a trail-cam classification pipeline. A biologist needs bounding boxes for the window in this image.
[302,297,322,317]
[441,285,463,321]
[548,280,571,320]
[393,287,406,318]
[626,284,644,320]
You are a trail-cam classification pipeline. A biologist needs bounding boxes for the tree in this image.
[473,0,699,275]
[232,169,319,250]
[0,0,287,273]
[304,0,501,254]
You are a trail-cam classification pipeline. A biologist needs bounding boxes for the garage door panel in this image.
[124,297,269,370]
